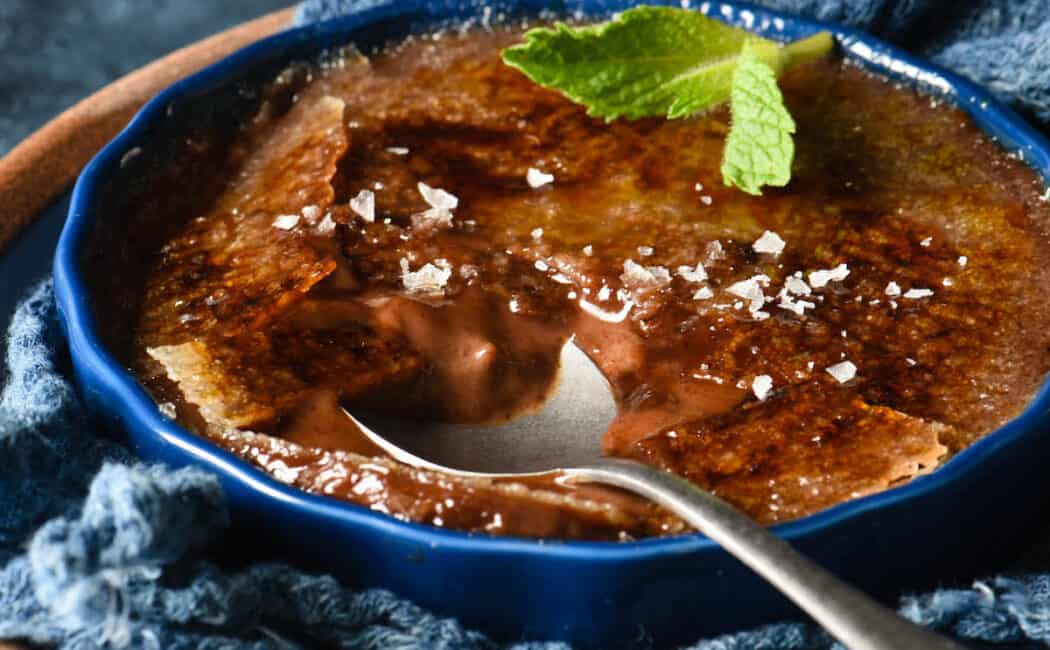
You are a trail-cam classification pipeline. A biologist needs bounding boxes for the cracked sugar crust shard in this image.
[138,94,348,344]
[148,300,422,432]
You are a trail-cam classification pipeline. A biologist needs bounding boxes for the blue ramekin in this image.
[53,1,1050,647]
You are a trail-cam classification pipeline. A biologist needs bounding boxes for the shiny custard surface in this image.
[131,26,1050,540]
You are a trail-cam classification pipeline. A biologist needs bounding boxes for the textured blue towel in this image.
[3,1,1050,647]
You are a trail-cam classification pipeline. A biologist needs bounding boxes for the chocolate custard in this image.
[128,25,1050,540]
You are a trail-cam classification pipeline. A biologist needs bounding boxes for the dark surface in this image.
[0,0,289,157]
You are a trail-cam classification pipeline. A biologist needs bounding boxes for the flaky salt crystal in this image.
[400,258,453,294]
[903,288,934,299]
[826,361,857,383]
[637,246,654,257]
[349,189,375,222]
[752,375,773,401]
[920,237,932,247]
[784,276,811,295]
[621,260,672,289]
[531,227,544,240]
[693,286,714,300]
[272,214,300,230]
[885,281,901,296]
[597,286,612,301]
[727,276,769,301]
[676,262,707,283]
[582,245,594,256]
[958,256,968,267]
[752,230,786,256]
[412,208,453,230]
[316,214,337,234]
[778,289,815,316]
[418,182,458,210]
[301,205,322,222]
[808,264,850,288]
[387,146,410,155]
[534,260,549,272]
[526,167,554,188]
[705,240,725,261]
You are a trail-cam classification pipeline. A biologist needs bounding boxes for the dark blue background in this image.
[0,0,289,157]
[0,1,288,332]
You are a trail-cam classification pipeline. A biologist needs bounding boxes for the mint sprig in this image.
[502,6,833,194]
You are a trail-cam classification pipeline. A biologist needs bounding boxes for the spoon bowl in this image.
[346,338,963,650]
[347,337,614,476]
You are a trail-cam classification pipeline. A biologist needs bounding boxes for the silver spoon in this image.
[345,338,962,650]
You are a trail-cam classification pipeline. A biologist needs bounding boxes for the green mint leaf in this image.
[502,7,832,193]
[721,47,796,195]
[502,6,786,121]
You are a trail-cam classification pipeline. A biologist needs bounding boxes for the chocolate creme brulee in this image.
[126,25,1050,540]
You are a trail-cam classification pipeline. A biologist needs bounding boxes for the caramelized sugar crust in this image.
[130,27,1050,539]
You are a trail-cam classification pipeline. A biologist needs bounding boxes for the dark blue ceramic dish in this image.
[53,1,1050,647]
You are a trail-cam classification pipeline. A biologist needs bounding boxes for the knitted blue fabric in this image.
[3,1,1050,647]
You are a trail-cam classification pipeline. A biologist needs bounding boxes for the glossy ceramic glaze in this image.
[53,1,1050,647]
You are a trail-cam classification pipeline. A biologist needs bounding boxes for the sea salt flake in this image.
[387,146,410,155]
[903,288,934,299]
[884,281,902,297]
[621,260,671,289]
[349,189,375,222]
[597,286,612,301]
[526,167,554,188]
[693,287,714,300]
[272,214,300,230]
[531,227,544,240]
[301,205,322,222]
[582,245,594,256]
[418,182,459,211]
[942,277,953,287]
[412,208,453,230]
[808,264,850,288]
[637,246,654,257]
[784,276,811,295]
[705,240,725,262]
[958,256,968,267]
[400,258,453,294]
[727,278,764,301]
[676,262,707,283]
[694,182,704,191]
[920,236,933,247]
[826,361,857,383]
[752,375,773,401]
[316,214,337,234]
[752,230,786,256]
[777,289,815,316]
[158,402,177,419]
[534,260,549,272]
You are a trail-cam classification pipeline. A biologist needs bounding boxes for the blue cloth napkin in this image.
[4,1,1050,647]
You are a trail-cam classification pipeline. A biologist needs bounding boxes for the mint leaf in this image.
[502,6,786,121]
[502,7,833,194]
[721,47,796,195]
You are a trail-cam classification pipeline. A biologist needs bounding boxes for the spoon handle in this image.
[568,458,963,650]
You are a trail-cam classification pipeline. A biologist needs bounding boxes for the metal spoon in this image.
[345,338,962,650]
